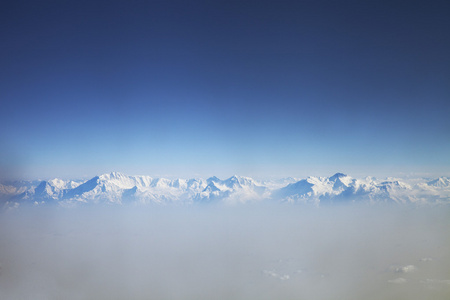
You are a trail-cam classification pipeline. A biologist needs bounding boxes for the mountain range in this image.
[1,172,449,208]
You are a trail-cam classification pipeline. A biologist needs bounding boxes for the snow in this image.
[2,172,450,208]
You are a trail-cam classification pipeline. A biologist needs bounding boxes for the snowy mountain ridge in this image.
[1,172,450,208]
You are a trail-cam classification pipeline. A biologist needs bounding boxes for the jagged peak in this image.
[207,176,221,183]
[34,181,50,194]
[380,180,411,189]
[282,179,314,191]
[427,177,450,187]
[225,175,241,183]
[36,180,49,186]
[329,173,347,181]
[203,181,220,193]
[5,172,450,207]
[99,171,127,180]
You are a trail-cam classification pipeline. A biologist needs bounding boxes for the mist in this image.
[0,204,449,300]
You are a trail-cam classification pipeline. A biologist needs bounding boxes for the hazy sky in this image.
[1,0,449,180]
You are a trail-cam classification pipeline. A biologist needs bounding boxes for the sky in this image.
[1,0,449,180]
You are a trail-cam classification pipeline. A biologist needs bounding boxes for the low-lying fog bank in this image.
[0,205,449,299]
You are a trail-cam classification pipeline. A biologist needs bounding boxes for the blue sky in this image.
[1,0,449,180]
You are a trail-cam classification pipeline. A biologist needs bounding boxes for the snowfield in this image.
[1,172,449,208]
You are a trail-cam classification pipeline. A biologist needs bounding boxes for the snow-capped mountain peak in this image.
[1,172,449,208]
[329,173,347,181]
[427,177,450,188]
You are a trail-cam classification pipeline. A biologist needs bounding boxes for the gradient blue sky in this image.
[1,0,449,180]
